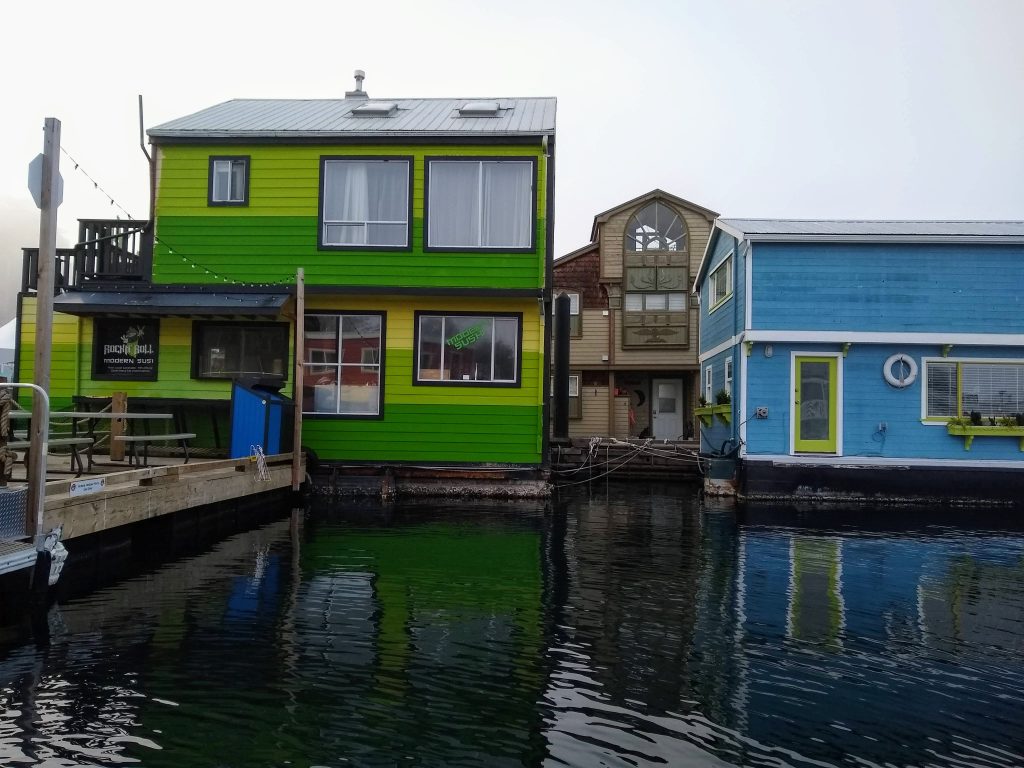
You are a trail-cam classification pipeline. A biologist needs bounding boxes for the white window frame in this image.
[426,159,534,249]
[708,253,734,311]
[209,157,248,205]
[725,357,734,397]
[705,366,713,403]
[321,158,410,248]
[303,313,383,416]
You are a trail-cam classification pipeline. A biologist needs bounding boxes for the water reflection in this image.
[0,490,1022,767]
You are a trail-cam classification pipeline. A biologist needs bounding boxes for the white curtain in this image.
[429,162,480,246]
[482,162,531,247]
[323,161,408,246]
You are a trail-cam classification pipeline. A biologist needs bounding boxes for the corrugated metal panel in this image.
[149,97,556,139]
[720,218,1024,239]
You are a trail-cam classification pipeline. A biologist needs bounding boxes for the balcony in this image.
[22,219,152,293]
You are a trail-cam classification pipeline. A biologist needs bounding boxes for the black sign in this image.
[92,318,160,381]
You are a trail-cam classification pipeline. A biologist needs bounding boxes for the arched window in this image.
[624,202,687,252]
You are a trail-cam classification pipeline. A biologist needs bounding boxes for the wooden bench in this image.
[7,436,95,476]
[114,433,197,467]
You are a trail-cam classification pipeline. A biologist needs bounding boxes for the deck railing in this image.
[22,219,152,293]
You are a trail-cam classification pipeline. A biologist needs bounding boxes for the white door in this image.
[651,378,684,440]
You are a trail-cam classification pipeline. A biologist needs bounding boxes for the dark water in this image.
[2,487,1023,767]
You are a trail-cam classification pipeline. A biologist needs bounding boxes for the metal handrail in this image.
[0,383,49,550]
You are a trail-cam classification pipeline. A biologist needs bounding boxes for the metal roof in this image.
[695,218,1024,289]
[54,292,289,316]
[148,97,556,140]
[718,218,1024,240]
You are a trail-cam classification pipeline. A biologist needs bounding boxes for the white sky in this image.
[1,0,1022,324]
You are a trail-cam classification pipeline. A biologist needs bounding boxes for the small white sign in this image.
[28,153,64,209]
[70,477,105,497]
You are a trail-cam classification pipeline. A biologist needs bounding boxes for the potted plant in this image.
[715,389,731,406]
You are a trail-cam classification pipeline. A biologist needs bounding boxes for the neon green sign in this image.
[446,322,486,350]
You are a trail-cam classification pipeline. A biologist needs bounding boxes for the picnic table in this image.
[8,411,196,469]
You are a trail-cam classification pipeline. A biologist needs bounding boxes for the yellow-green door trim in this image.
[791,353,841,454]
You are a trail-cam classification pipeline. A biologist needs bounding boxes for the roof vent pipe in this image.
[345,69,369,99]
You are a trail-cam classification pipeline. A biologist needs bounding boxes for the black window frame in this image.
[191,321,290,381]
[301,310,386,421]
[423,156,538,253]
[317,156,414,252]
[412,310,523,388]
[207,156,250,207]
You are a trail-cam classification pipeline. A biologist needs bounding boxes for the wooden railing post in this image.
[110,392,127,461]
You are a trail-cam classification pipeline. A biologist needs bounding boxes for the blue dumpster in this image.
[229,378,293,459]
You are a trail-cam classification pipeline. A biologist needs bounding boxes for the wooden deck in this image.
[0,452,301,576]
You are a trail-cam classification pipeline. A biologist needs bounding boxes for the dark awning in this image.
[53,291,290,317]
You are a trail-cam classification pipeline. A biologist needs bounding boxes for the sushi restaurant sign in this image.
[93,318,160,381]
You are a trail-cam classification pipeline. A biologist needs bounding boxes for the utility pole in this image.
[27,118,60,534]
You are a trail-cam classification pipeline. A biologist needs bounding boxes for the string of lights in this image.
[56,139,294,289]
[59,146,137,220]
[153,234,294,289]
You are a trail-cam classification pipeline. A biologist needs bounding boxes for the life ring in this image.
[883,353,918,388]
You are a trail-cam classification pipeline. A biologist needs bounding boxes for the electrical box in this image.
[755,406,769,419]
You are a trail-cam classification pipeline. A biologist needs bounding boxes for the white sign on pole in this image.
[28,153,64,209]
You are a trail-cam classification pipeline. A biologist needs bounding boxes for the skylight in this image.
[351,101,398,117]
[458,100,500,118]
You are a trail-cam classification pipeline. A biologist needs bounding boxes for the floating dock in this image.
[0,452,300,578]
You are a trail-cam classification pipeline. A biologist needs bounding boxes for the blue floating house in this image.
[693,219,1024,503]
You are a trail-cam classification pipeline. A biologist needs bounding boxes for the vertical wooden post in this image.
[110,391,127,461]
[27,118,60,534]
[291,268,304,492]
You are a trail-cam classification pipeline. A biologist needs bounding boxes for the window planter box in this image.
[695,404,731,426]
[946,423,1024,451]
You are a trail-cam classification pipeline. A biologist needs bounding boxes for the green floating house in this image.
[17,74,556,484]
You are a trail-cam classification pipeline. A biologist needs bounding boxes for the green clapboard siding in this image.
[302,404,542,464]
[154,144,548,289]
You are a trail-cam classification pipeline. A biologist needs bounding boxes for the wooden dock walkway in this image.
[0,452,301,578]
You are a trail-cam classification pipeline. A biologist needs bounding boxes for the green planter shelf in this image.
[946,423,1024,451]
[695,404,731,426]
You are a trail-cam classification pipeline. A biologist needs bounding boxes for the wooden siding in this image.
[568,310,610,367]
[744,342,1024,461]
[751,243,1024,334]
[700,232,740,352]
[17,295,544,464]
[599,203,712,284]
[303,295,543,464]
[17,297,295,408]
[610,309,700,368]
[568,385,610,438]
[154,144,547,290]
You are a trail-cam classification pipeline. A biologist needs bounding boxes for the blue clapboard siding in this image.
[751,243,1024,333]
[698,347,739,454]
[744,343,1024,460]
[700,232,741,350]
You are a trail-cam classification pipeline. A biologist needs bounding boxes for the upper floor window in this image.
[553,291,582,336]
[426,159,535,250]
[320,157,411,249]
[624,202,687,252]
[208,156,249,206]
[415,312,521,385]
[709,255,733,309]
